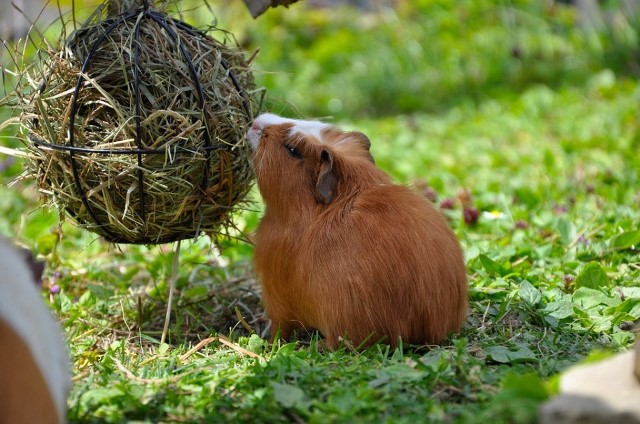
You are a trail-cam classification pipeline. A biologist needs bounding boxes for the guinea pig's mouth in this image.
[247,122,262,151]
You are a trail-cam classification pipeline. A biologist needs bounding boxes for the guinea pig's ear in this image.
[315,149,337,205]
[349,131,375,164]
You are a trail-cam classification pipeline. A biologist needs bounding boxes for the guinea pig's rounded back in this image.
[0,239,70,424]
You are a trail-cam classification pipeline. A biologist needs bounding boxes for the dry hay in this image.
[6,0,262,244]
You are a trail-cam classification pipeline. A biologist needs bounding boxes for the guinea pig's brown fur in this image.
[249,113,468,349]
[0,238,70,424]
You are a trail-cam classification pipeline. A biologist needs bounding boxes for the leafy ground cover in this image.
[1,0,639,423]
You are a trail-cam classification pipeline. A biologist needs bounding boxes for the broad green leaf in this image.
[274,343,298,356]
[572,305,591,320]
[572,287,619,309]
[484,345,537,364]
[368,375,390,389]
[513,187,540,208]
[78,290,97,307]
[464,245,481,261]
[247,334,266,353]
[86,283,114,300]
[518,280,542,307]
[577,251,599,262]
[328,389,359,414]
[592,315,614,332]
[183,285,208,301]
[368,364,425,389]
[610,230,640,250]
[379,364,425,381]
[540,301,574,320]
[158,343,170,355]
[603,299,640,319]
[419,351,448,373]
[612,331,633,346]
[56,293,73,313]
[487,371,549,423]
[479,254,508,276]
[271,382,306,408]
[81,388,124,406]
[574,262,610,290]
[620,287,640,299]
[498,372,549,402]
[535,244,553,259]
[555,217,576,246]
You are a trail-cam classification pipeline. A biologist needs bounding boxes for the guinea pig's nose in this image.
[250,121,261,131]
[247,124,261,150]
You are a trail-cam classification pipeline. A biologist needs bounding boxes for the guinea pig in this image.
[0,237,70,424]
[248,113,468,350]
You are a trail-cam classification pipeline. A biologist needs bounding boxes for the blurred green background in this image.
[2,0,639,119]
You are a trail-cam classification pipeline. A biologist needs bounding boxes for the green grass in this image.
[1,0,639,423]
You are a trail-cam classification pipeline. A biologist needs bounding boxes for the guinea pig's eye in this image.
[285,144,303,159]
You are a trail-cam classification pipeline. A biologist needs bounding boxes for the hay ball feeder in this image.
[23,0,260,244]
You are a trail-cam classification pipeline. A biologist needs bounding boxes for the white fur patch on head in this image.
[0,239,70,423]
[247,113,332,149]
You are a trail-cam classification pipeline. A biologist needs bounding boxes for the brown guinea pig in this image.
[0,237,70,424]
[248,113,468,350]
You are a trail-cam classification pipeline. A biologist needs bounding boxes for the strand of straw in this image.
[160,238,181,345]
